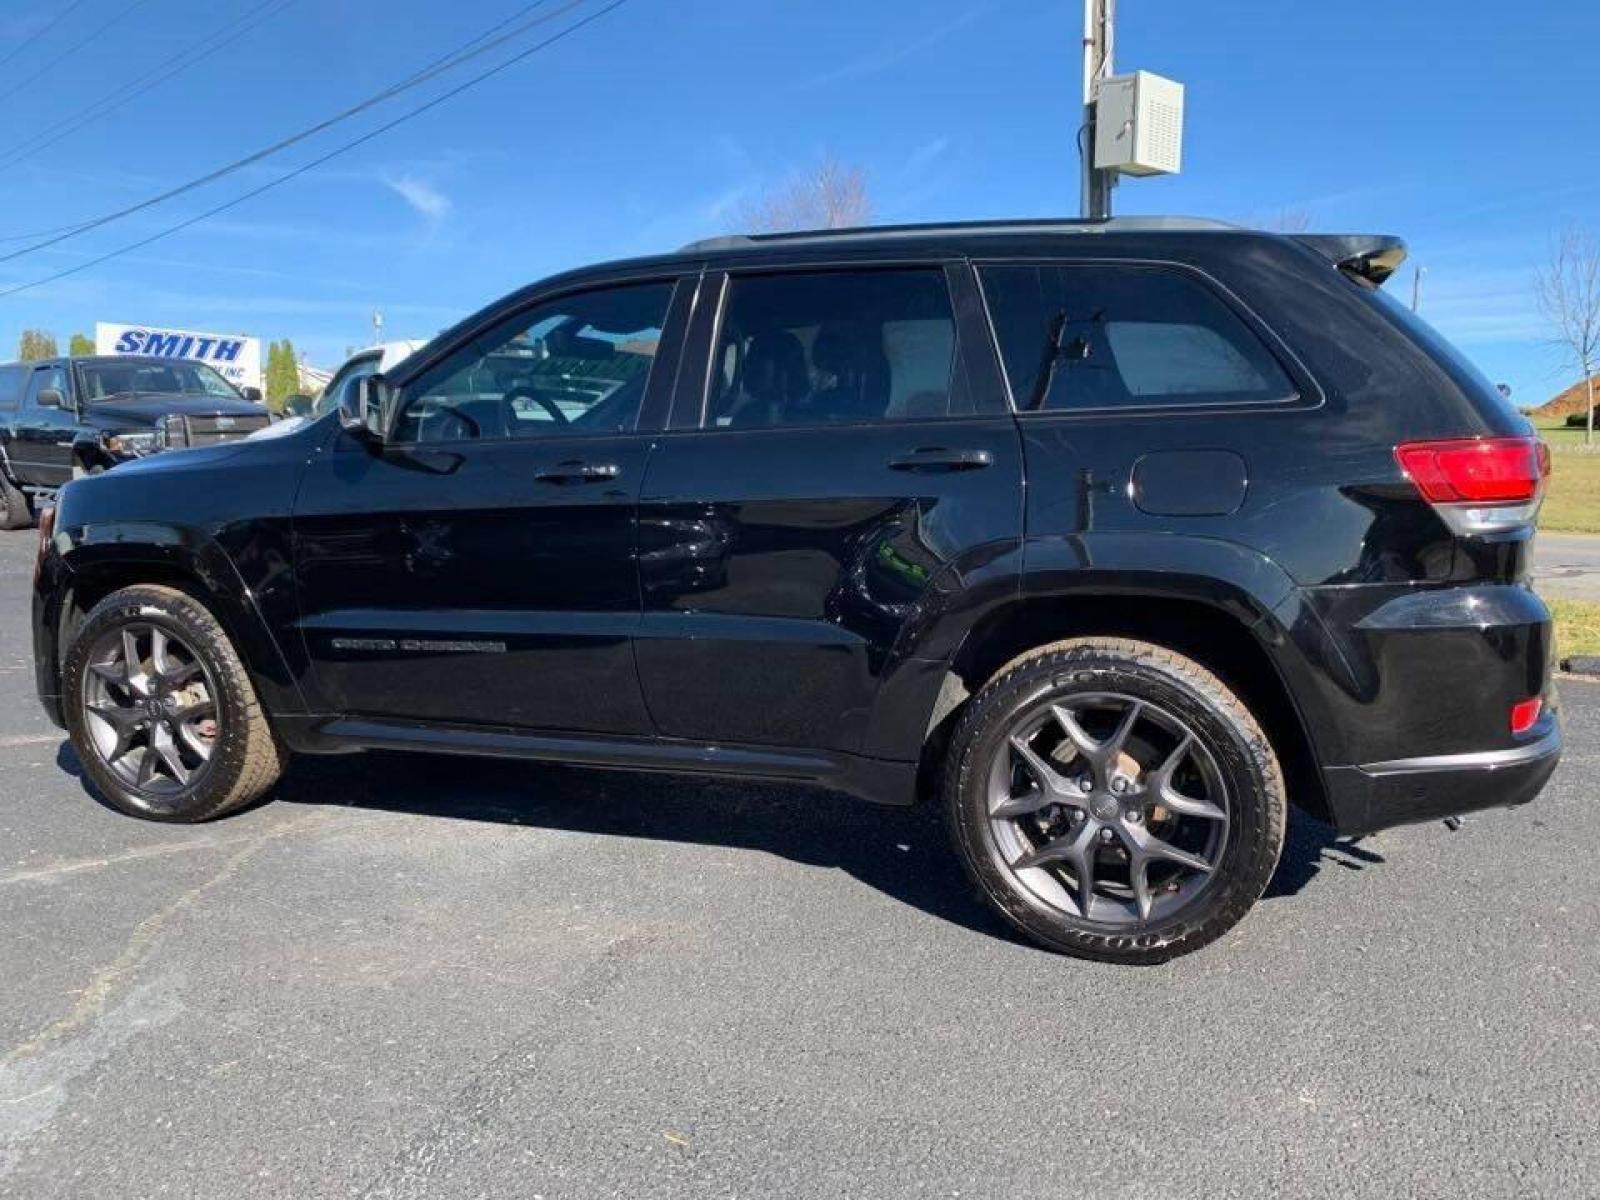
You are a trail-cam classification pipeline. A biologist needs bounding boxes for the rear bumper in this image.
[1322,715,1561,835]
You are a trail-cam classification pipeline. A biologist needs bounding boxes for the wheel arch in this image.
[49,527,307,718]
[923,583,1336,825]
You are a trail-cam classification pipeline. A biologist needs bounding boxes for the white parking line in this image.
[0,734,60,749]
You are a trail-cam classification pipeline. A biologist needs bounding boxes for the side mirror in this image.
[241,386,264,405]
[36,387,63,409]
[340,373,389,442]
[284,393,313,417]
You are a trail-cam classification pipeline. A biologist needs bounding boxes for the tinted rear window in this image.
[706,268,971,428]
[979,263,1296,412]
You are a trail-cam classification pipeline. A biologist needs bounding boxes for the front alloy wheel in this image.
[945,637,1286,964]
[63,584,285,822]
[81,621,220,799]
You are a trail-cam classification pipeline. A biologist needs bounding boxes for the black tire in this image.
[63,584,285,822]
[0,470,32,530]
[944,637,1286,965]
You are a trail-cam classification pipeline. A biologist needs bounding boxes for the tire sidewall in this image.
[63,591,253,822]
[948,647,1281,963]
[0,473,30,530]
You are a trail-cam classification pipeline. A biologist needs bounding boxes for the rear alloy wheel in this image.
[64,585,284,821]
[945,638,1285,964]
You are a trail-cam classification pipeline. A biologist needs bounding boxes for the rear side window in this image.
[979,263,1296,412]
[706,268,972,429]
[0,365,21,410]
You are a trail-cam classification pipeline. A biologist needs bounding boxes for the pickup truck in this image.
[0,354,270,528]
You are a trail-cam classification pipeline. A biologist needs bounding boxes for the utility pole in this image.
[372,309,384,346]
[1080,0,1115,218]
[1411,265,1425,312]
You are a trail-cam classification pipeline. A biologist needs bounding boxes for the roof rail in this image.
[679,215,1240,254]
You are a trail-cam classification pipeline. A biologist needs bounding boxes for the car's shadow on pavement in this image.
[55,739,1383,947]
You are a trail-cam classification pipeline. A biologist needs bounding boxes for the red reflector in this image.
[1395,437,1547,504]
[1510,697,1542,735]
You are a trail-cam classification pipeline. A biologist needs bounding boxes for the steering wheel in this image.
[419,403,481,441]
[503,387,569,427]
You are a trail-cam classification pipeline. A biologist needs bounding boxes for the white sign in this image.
[94,322,262,390]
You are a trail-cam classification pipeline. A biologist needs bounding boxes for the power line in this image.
[0,0,297,177]
[0,0,89,70]
[0,0,574,255]
[0,0,633,301]
[0,0,160,105]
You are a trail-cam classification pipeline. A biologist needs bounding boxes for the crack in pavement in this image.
[2,811,326,1069]
[0,834,268,886]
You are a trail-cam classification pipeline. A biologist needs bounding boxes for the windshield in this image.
[77,359,244,401]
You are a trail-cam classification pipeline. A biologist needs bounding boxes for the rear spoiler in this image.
[1293,234,1408,287]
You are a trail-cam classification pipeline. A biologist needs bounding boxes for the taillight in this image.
[1394,436,1548,536]
[1510,697,1542,736]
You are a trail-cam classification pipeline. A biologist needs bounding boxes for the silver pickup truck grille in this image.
[161,412,271,447]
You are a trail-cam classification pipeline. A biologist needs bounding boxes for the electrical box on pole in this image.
[1093,71,1185,177]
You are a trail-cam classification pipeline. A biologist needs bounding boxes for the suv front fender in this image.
[36,514,309,722]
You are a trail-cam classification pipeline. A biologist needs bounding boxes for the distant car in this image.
[248,341,425,441]
[0,354,269,528]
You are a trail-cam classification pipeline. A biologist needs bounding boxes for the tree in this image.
[17,329,57,361]
[263,339,302,411]
[68,331,94,356]
[738,156,872,234]
[1536,223,1600,446]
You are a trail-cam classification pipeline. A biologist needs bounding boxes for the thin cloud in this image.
[383,173,452,222]
[795,3,998,91]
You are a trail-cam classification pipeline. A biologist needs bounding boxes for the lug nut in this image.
[1111,776,1128,794]
[1078,778,1093,794]
[1099,828,1116,844]
[1124,808,1144,824]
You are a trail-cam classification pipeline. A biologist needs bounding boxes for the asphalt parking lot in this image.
[1,530,1596,1200]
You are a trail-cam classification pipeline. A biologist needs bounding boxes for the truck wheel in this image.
[0,471,32,530]
[944,637,1285,964]
[62,585,285,822]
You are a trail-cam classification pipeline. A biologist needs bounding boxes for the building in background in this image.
[94,322,263,391]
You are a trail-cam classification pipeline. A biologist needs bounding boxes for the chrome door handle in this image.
[534,460,622,483]
[887,447,994,472]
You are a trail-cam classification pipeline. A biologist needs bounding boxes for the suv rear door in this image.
[634,262,1024,754]
[291,274,694,734]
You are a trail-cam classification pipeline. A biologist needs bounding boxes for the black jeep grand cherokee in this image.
[32,218,1560,963]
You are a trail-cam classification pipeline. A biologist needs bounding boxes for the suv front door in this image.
[635,263,1024,754]
[13,363,77,487]
[291,276,691,734]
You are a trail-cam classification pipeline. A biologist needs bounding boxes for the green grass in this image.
[1536,425,1600,533]
[1550,597,1600,659]
[1535,420,1600,449]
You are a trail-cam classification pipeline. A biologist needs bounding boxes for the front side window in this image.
[26,365,67,408]
[706,268,969,429]
[393,281,673,444]
[77,359,240,400]
[979,264,1296,412]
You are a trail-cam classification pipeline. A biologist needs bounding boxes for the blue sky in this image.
[0,0,1594,406]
